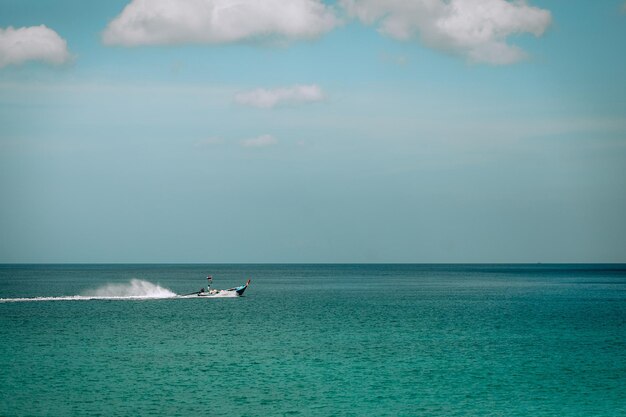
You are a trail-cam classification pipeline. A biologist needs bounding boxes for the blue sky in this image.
[1,0,625,263]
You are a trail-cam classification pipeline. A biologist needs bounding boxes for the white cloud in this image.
[0,25,71,68]
[340,0,551,65]
[234,84,324,109]
[380,51,409,66]
[103,0,340,46]
[241,134,278,148]
[195,136,224,147]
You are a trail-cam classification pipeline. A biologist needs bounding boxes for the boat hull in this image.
[197,290,237,297]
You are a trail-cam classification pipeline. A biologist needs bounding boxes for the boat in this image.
[192,277,251,297]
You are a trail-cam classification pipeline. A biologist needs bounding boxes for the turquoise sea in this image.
[1,264,625,416]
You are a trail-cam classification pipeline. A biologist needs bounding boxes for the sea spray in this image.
[0,279,177,302]
[82,279,176,298]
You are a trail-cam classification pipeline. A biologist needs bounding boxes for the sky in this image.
[0,0,625,263]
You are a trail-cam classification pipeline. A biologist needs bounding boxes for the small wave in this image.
[0,279,177,303]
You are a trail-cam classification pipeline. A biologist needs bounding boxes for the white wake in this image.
[84,279,176,298]
[0,279,177,303]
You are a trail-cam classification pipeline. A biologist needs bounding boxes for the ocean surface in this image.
[1,264,625,416]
